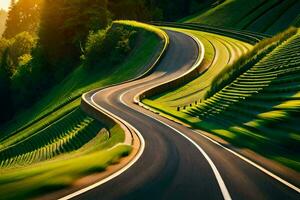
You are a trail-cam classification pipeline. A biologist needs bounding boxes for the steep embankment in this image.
[184,0,300,35]
[0,21,165,200]
[187,29,300,171]
[146,26,300,172]
[144,24,253,119]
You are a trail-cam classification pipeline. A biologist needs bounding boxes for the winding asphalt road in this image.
[72,30,300,199]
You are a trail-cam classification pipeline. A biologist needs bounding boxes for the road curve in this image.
[71,29,299,199]
[152,29,251,108]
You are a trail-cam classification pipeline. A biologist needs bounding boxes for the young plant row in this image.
[186,31,300,170]
[151,21,268,44]
[205,27,298,99]
[0,109,103,168]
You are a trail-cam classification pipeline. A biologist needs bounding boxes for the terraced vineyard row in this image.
[183,0,300,35]
[152,22,268,44]
[144,24,253,112]
[187,30,300,170]
[0,109,105,168]
[240,0,300,34]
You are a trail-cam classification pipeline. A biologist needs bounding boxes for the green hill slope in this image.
[144,24,300,171]
[184,0,300,35]
[187,29,300,171]
[0,21,164,200]
[144,25,252,112]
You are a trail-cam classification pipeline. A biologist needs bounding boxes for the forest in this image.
[0,9,7,36]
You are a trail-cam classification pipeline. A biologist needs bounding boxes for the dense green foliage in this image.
[0,32,37,122]
[0,49,13,122]
[206,27,298,98]
[108,0,155,20]
[6,32,37,71]
[39,0,110,76]
[3,0,42,38]
[109,0,211,21]
[0,9,7,37]
[84,25,137,68]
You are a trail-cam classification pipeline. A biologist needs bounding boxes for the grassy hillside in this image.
[186,29,300,171]
[144,25,252,118]
[0,21,164,200]
[183,0,300,35]
[145,27,300,171]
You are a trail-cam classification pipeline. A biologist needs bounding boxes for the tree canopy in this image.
[3,0,42,38]
[0,9,7,37]
[39,0,110,75]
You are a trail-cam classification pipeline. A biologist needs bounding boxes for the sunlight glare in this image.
[0,0,12,11]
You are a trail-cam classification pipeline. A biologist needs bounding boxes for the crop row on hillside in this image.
[0,109,105,168]
[183,0,300,35]
[143,24,252,117]
[0,124,130,200]
[187,29,300,171]
[205,27,298,98]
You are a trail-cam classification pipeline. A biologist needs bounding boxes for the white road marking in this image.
[194,130,300,193]
[58,94,146,200]
[119,91,232,200]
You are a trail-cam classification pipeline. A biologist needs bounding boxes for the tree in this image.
[0,9,8,37]
[0,48,14,122]
[0,37,10,60]
[84,25,136,68]
[108,0,153,21]
[10,0,16,7]
[39,0,111,77]
[146,0,192,20]
[0,32,36,75]
[3,0,42,38]
[9,32,37,71]
[108,0,208,21]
